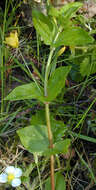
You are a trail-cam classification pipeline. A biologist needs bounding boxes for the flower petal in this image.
[0,173,7,183]
[14,168,22,178]
[11,178,21,187]
[5,31,19,48]
[5,166,15,174]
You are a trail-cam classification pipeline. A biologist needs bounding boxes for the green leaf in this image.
[46,66,71,101]
[69,63,83,82]
[54,139,71,154]
[32,10,56,45]
[52,120,67,143]
[30,110,46,126]
[80,55,96,77]
[44,139,71,156]
[80,57,89,76]
[45,172,66,190]
[53,27,94,47]
[17,125,49,153]
[30,110,67,143]
[5,82,44,102]
[59,2,83,19]
[56,2,82,27]
[70,131,96,144]
[48,5,60,17]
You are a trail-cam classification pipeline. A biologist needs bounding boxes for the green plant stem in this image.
[44,26,63,190]
[44,48,55,96]
[44,27,62,97]
[44,47,55,190]
[55,154,61,169]
[45,103,53,149]
[34,153,42,190]
[1,0,7,113]
[37,162,42,190]
[45,103,55,190]
[1,48,4,113]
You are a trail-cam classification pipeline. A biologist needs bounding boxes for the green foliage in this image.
[32,10,56,45]
[44,139,71,156]
[30,110,67,143]
[80,57,90,76]
[17,109,70,156]
[17,124,70,155]
[48,6,60,17]
[45,172,66,190]
[53,27,94,47]
[5,82,44,102]
[80,49,96,77]
[5,66,71,102]
[48,2,82,21]
[0,7,3,25]
[47,66,71,101]
[3,2,96,189]
[17,125,49,153]
[59,2,82,19]
[70,48,96,81]
[17,109,70,155]
[32,2,94,48]
[48,2,82,26]
[69,63,83,82]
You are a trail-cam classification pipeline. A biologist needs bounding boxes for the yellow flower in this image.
[5,31,19,48]
[57,46,66,57]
